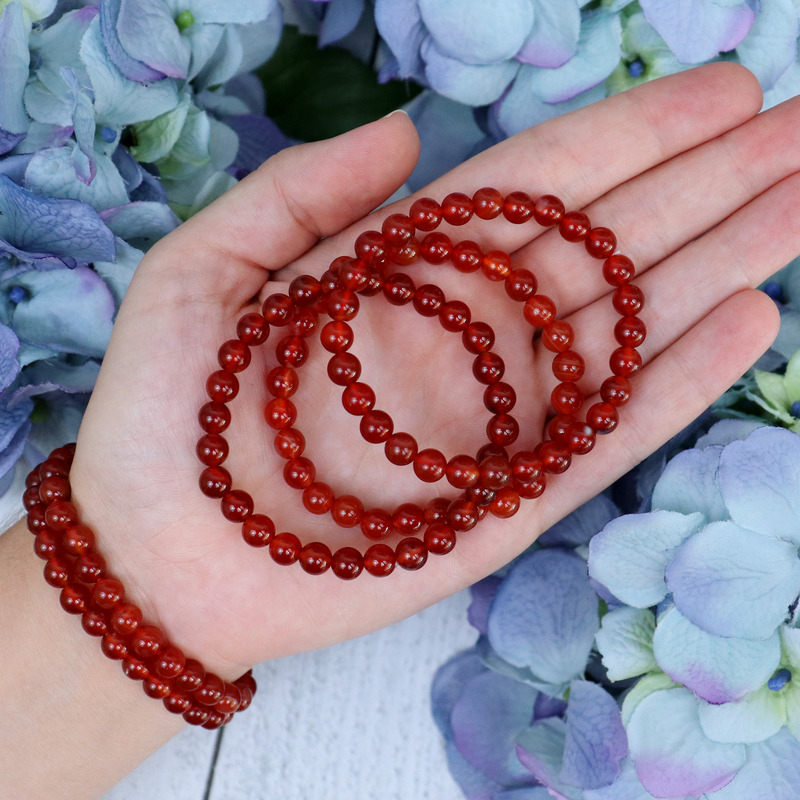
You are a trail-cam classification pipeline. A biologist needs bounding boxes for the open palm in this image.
[70,64,793,680]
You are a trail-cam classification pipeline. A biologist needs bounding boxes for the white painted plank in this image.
[209,590,476,800]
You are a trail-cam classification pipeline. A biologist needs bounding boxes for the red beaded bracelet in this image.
[198,189,645,578]
[23,447,256,729]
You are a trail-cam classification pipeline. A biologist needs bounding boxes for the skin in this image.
[1,62,796,798]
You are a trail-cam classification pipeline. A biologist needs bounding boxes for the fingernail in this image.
[381,109,409,119]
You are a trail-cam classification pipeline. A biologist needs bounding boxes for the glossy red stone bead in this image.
[39,475,70,504]
[93,578,124,609]
[154,645,185,679]
[542,320,575,353]
[532,195,565,227]
[586,227,617,259]
[24,486,43,511]
[25,469,42,489]
[360,264,387,293]
[342,382,376,415]
[603,255,635,286]
[196,673,225,706]
[27,504,48,534]
[447,499,478,532]
[610,346,642,377]
[473,352,505,384]
[339,259,371,292]
[409,197,442,231]
[420,232,452,264]
[218,340,250,373]
[62,524,95,557]
[164,691,192,715]
[123,657,150,682]
[414,448,447,482]
[363,543,396,577]
[332,547,364,580]
[320,320,354,353]
[505,268,537,302]
[355,230,388,266]
[270,532,301,565]
[276,335,308,368]
[601,376,632,407]
[132,625,166,659]
[199,466,232,498]
[614,316,647,348]
[510,451,542,484]
[361,508,393,540]
[446,455,480,489]
[587,402,619,434]
[413,284,446,316]
[477,443,508,463]
[302,482,335,515]
[327,352,361,386]
[184,705,211,726]
[101,633,129,660]
[389,239,420,266]
[331,495,364,528]
[551,382,584,415]
[111,602,142,636]
[242,514,276,547]
[274,428,305,459]
[289,274,324,308]
[483,382,516,414]
[424,523,456,555]
[382,213,415,246]
[284,457,316,490]
[236,313,269,346]
[487,414,519,446]
[392,503,425,535]
[442,192,473,225]
[613,284,645,316]
[424,497,450,525]
[479,455,511,490]
[216,683,243,715]
[472,187,503,220]
[199,401,230,434]
[552,351,585,382]
[440,301,471,332]
[39,458,69,480]
[384,273,416,305]
[34,529,60,560]
[565,422,596,454]
[60,583,90,615]
[385,432,418,466]
[360,409,394,443]
[265,398,297,429]
[263,293,295,326]
[43,555,72,588]
[327,289,359,321]
[299,542,333,575]
[450,240,483,273]
[396,538,428,570]
[221,489,254,522]
[539,441,572,474]
[288,307,319,339]
[482,250,512,281]
[266,366,299,399]
[197,433,229,467]
[559,211,590,242]
[524,295,557,328]
[503,191,534,223]
[82,608,111,637]
[490,486,521,519]
[174,659,205,693]
[467,484,496,508]
[44,500,78,531]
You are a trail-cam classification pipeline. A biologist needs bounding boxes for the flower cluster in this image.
[434,420,800,799]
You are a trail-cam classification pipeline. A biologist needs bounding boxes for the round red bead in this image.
[363,544,396,577]
[332,547,364,580]
[302,483,335,515]
[414,449,446,482]
[586,227,617,259]
[559,211,590,242]
[221,490,254,522]
[532,195,565,227]
[409,198,442,231]
[385,432,418,466]
[218,340,250,373]
[299,542,333,575]
[424,523,456,555]
[442,192,473,225]
[242,514,275,547]
[331,495,364,528]
[270,532,301,565]
[472,187,503,220]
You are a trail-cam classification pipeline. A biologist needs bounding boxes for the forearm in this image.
[0,518,184,800]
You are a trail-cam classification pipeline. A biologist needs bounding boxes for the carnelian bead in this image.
[111,602,142,636]
[364,544,396,577]
[559,211,590,242]
[586,227,617,259]
[62,523,95,556]
[216,683,243,715]
[510,451,542,483]
[490,487,521,519]
[264,398,297,429]
[473,352,504,384]
[389,239,420,266]
[450,240,483,273]
[339,259,371,292]
[542,321,575,353]
[476,506,489,521]
[360,265,385,295]
[587,402,619,434]
[320,321,354,353]
[532,195,565,227]
[552,351,585,382]
[123,657,150,681]
[477,443,508,463]
[142,676,171,700]
[385,432,418,466]
[39,475,70,504]
[284,457,316,490]
[462,322,495,354]
[332,495,364,528]
[174,659,205,692]
[236,312,269,346]
[262,293,295,326]
[34,529,60,560]
[242,514,275,547]
[603,255,635,286]
[320,267,341,296]
[384,273,416,305]
[342,382,376,415]
[327,288,359,321]
[524,295,557,328]
[424,523,456,555]
[221,490,254,522]
[132,626,166,659]
[503,191,534,223]
[298,542,332,575]
[39,458,69,480]
[154,645,185,679]
[274,428,305,459]
[548,414,576,445]
[473,187,503,219]
[482,250,512,281]
[199,401,230,434]
[614,316,647,348]
[101,633,129,660]
[332,547,364,580]
[270,532,301,565]
[487,414,519,446]
[420,232,452,264]
[361,508,392,540]
[184,705,211,726]
[610,346,642,377]
[505,269,537,302]
[413,284,446,316]
[479,456,511,490]
[613,284,645,315]
[93,578,124,609]
[442,192,474,225]
[288,307,319,338]
[74,550,105,584]
[551,382,584,415]
[199,466,232,498]
[197,433,229,467]
[355,230,388,266]
[289,274,324,307]
[27,505,48,534]
[382,213,415,245]
[447,499,478,532]
[196,673,225,706]
[60,584,90,615]
[45,500,78,531]
[440,301,471,332]
[360,410,394,443]
[468,484,496,508]
[24,486,43,510]
[446,455,480,489]
[164,691,192,715]
[565,422,596,454]
[302,482,335,515]
[218,340,250,373]
[328,352,361,385]
[276,335,308,368]
[392,503,425,535]
[396,538,428,570]
[82,608,111,637]
[414,449,446,482]
[425,497,450,525]
[409,197,442,231]
[601,376,632,407]
[539,442,572,474]
[25,470,42,489]
[44,556,72,588]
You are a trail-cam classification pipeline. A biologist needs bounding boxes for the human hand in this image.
[71,62,788,679]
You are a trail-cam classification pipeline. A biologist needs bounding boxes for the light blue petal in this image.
[0,418,30,482]
[0,395,33,452]
[763,60,800,112]
[92,237,142,309]
[220,72,265,115]
[319,0,363,46]
[582,758,672,800]
[467,576,501,635]
[515,0,580,68]
[24,147,128,212]
[422,37,520,105]
[24,391,88,465]
[99,0,166,83]
[11,123,72,156]
[0,324,21,393]
[561,681,627,790]
[0,130,26,155]
[493,789,552,800]
[451,670,541,785]
[374,0,426,80]
[719,427,800,547]
[0,175,116,266]
[488,549,598,686]
[81,17,180,127]
[430,647,486,738]
[419,0,534,65]
[653,606,781,703]
[667,520,800,640]
[444,739,505,800]
[539,493,619,548]
[182,0,274,24]
[595,606,657,682]
[99,201,179,250]
[706,728,800,800]
[588,510,705,609]
[59,67,96,184]
[515,718,582,800]
[627,688,745,797]
[736,0,799,91]
[11,358,101,400]
[0,2,31,141]
[23,78,72,127]
[116,0,190,78]
[193,25,242,89]
[694,418,765,449]
[639,0,754,63]
[651,446,728,522]
[698,684,787,745]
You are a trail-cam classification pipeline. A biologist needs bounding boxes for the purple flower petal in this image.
[0,395,34,453]
[467,576,502,635]
[581,758,668,800]
[515,718,582,800]
[538,493,619,548]
[533,692,567,722]
[430,647,486,738]
[444,739,506,800]
[736,0,799,91]
[99,0,166,82]
[516,0,580,68]
[0,324,21,393]
[0,131,26,156]
[319,0,364,46]
[375,0,427,80]
[493,789,552,800]
[116,0,190,78]
[224,114,291,178]
[0,3,30,146]
[0,418,31,483]
[10,359,101,402]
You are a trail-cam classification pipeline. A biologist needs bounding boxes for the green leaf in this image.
[754,369,791,413]
[256,26,422,142]
[783,350,800,401]
[131,101,189,163]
